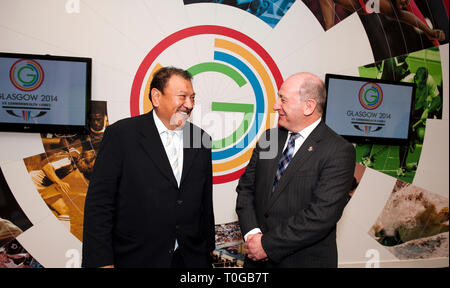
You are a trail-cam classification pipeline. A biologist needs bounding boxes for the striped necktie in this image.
[166,130,181,185]
[272,132,301,192]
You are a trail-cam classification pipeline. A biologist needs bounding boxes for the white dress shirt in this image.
[153,111,184,187]
[153,111,183,249]
[281,117,322,158]
[244,118,322,241]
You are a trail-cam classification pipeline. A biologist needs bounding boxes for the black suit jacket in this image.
[82,111,215,268]
[236,121,355,268]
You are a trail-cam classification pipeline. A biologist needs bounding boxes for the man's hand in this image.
[245,233,268,262]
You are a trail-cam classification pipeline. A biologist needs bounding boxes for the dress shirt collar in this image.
[294,117,322,139]
[153,111,183,136]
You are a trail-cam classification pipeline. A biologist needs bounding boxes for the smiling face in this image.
[151,74,195,130]
[273,73,324,132]
[273,78,307,132]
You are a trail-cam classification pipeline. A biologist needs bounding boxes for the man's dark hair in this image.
[149,66,192,103]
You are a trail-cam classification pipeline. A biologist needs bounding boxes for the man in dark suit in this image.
[236,72,355,268]
[82,67,215,268]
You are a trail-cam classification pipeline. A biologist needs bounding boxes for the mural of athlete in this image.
[28,148,95,216]
[396,66,442,176]
[319,0,445,41]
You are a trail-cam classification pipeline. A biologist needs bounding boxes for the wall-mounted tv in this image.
[324,73,415,145]
[0,52,91,134]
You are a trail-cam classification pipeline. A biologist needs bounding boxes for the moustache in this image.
[170,109,192,127]
[177,108,192,115]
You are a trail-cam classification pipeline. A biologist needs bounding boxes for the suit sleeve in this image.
[261,141,356,263]
[235,141,261,237]
[82,126,122,267]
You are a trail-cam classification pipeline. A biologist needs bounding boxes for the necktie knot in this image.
[167,129,175,138]
[289,132,301,142]
[166,130,174,142]
[166,130,181,146]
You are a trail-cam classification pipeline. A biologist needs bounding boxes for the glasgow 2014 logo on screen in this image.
[359,82,383,110]
[352,82,385,135]
[9,59,44,91]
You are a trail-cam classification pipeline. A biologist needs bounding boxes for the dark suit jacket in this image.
[82,111,215,268]
[236,121,355,268]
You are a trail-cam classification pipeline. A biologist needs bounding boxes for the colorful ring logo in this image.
[359,82,383,110]
[130,25,283,184]
[9,59,44,91]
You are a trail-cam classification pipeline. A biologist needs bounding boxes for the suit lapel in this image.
[180,122,199,186]
[138,112,178,187]
[265,121,327,213]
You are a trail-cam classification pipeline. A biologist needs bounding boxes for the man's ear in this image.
[151,88,161,108]
[303,98,317,116]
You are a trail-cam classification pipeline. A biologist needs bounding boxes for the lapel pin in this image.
[308,146,313,152]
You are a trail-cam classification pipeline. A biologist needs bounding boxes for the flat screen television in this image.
[0,52,91,134]
[324,73,415,145]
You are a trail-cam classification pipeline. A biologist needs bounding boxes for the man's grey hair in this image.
[297,73,327,114]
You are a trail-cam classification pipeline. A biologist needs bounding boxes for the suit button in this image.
[177,200,183,205]
[175,225,180,230]
[168,248,174,254]
[264,213,269,218]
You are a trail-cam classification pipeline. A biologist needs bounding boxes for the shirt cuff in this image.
[244,228,262,242]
